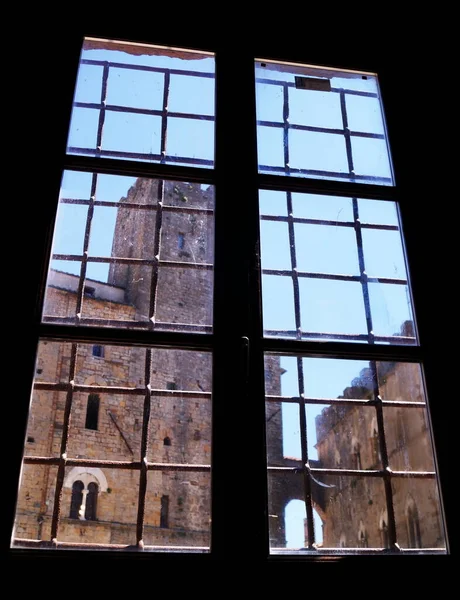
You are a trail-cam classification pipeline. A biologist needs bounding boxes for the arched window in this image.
[407,499,422,548]
[85,393,100,430]
[85,482,98,521]
[163,436,171,446]
[70,480,84,519]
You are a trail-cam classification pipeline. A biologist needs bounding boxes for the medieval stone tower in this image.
[12,178,217,548]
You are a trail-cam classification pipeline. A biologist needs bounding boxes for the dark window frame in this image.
[7,26,453,566]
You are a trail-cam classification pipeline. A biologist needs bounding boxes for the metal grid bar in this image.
[256,75,378,98]
[34,382,211,398]
[261,214,399,231]
[49,343,78,540]
[52,255,213,270]
[296,357,316,548]
[42,316,212,333]
[268,465,437,479]
[13,538,210,552]
[23,456,211,471]
[258,164,392,184]
[81,57,215,79]
[73,173,97,322]
[67,147,214,167]
[258,119,385,140]
[74,102,214,122]
[262,269,407,286]
[60,197,214,215]
[265,395,426,408]
[136,349,152,546]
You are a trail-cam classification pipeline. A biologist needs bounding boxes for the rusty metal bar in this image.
[52,254,213,270]
[136,349,152,547]
[296,358,316,549]
[75,101,214,122]
[23,456,211,471]
[59,197,214,215]
[34,382,211,398]
[258,119,385,140]
[12,538,210,552]
[42,316,212,333]
[262,268,407,286]
[268,465,437,479]
[261,213,399,232]
[81,57,215,79]
[265,394,426,408]
[73,173,98,323]
[49,343,78,541]
[263,330,415,345]
[67,146,214,167]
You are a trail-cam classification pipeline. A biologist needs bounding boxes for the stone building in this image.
[12,178,216,548]
[11,176,445,552]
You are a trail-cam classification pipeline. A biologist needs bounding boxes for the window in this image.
[69,481,84,519]
[160,495,169,529]
[92,345,104,357]
[85,393,100,430]
[9,28,451,563]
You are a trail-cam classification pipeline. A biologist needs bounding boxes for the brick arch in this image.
[64,467,108,492]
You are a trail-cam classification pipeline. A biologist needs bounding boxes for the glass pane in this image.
[144,471,211,549]
[264,354,447,554]
[12,466,58,544]
[256,60,393,185]
[391,478,446,550]
[67,38,215,167]
[43,172,214,333]
[259,191,417,345]
[12,341,212,551]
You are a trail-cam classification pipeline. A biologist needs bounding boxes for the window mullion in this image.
[211,47,268,560]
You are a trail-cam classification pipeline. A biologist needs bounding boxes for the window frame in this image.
[7,27,452,565]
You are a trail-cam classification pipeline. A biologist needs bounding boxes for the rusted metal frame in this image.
[261,213,399,232]
[49,343,78,541]
[24,456,211,472]
[75,101,214,124]
[259,164,392,184]
[271,546,446,555]
[73,173,97,324]
[52,254,213,270]
[64,154,215,184]
[265,395,426,408]
[263,330,415,345]
[296,358,316,549]
[258,119,385,140]
[342,85,398,549]
[81,57,215,80]
[42,315,212,333]
[136,349,152,547]
[35,381,211,398]
[67,146,214,167]
[147,73,170,328]
[262,268,407,286]
[60,197,214,216]
[259,173,397,202]
[268,465,437,479]
[13,538,210,552]
[256,75,378,99]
